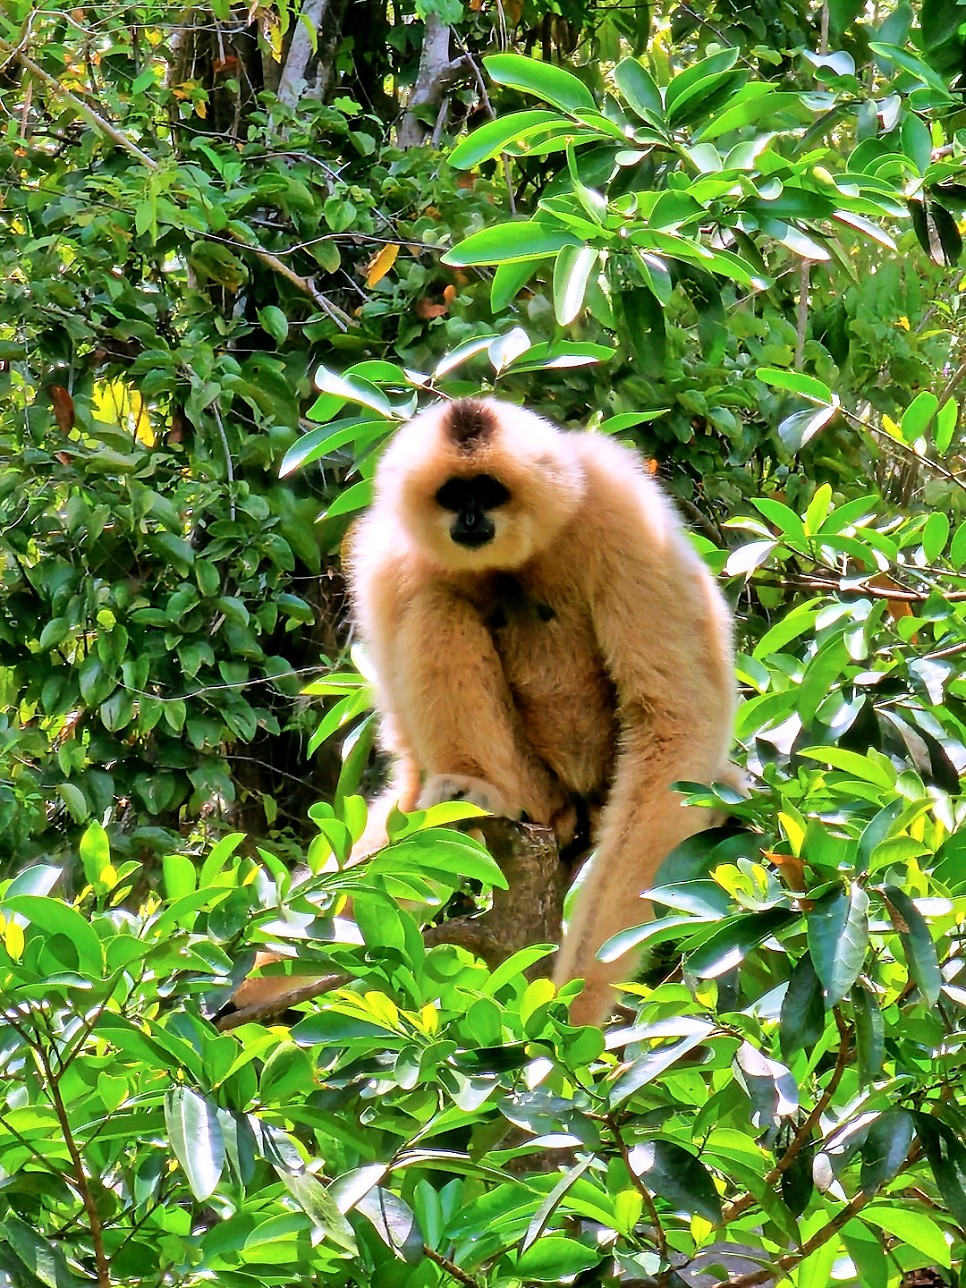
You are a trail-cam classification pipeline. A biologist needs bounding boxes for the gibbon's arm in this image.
[553,465,736,1027]
[377,581,570,827]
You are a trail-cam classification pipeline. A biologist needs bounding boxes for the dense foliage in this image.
[2,0,966,1285]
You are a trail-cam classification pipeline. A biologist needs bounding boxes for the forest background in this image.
[1,0,966,1284]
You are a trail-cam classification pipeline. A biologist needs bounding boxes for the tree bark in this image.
[397,15,471,148]
[276,0,329,110]
[218,818,573,1028]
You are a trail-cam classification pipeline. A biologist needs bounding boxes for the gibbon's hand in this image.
[417,772,519,819]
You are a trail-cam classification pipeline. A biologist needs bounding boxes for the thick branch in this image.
[397,16,472,148]
[277,0,329,112]
[218,818,571,1028]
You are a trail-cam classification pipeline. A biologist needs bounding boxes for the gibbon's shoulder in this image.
[566,429,687,546]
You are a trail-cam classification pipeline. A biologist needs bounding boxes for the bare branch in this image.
[397,15,473,148]
[277,0,329,112]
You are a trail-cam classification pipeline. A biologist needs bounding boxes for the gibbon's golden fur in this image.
[348,396,737,1027]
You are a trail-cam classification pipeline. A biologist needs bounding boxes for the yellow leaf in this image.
[92,379,155,446]
[4,919,24,960]
[365,242,399,288]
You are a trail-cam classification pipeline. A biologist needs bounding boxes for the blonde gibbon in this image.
[348,395,738,1027]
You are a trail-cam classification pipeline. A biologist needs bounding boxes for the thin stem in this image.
[421,1244,484,1287]
[722,1011,849,1225]
[37,1046,111,1287]
[606,1115,669,1263]
[843,407,966,496]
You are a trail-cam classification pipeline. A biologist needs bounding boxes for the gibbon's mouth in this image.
[450,519,495,548]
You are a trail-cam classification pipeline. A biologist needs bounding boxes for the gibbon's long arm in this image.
[379,583,569,826]
[552,449,736,1026]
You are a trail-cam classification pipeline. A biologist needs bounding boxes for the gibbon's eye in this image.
[434,474,510,512]
[434,474,510,549]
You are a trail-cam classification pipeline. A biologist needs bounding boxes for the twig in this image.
[937,351,966,413]
[721,1010,849,1225]
[39,1046,111,1287]
[421,1243,485,1287]
[0,34,157,166]
[606,1115,669,1263]
[713,1189,869,1288]
[794,260,811,372]
[715,1138,922,1288]
[843,408,966,496]
[209,397,236,519]
[777,571,966,603]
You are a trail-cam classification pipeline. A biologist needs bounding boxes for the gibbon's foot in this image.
[418,773,518,819]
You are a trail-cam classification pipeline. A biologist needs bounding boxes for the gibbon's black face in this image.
[435,473,510,549]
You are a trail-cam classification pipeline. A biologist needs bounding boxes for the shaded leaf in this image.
[627,1139,722,1223]
[807,885,869,1006]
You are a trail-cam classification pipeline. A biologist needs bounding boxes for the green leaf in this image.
[256,305,289,344]
[777,404,837,451]
[313,368,393,417]
[934,395,958,453]
[0,1214,90,1288]
[851,981,884,1086]
[3,895,103,975]
[79,820,111,886]
[276,1168,358,1253]
[951,518,966,569]
[163,853,197,901]
[921,510,949,562]
[750,497,807,544]
[552,245,599,325]
[918,1116,966,1228]
[613,59,665,125]
[610,1021,715,1106]
[321,478,373,520]
[484,53,597,114]
[449,109,566,168]
[900,390,938,443]
[514,1236,601,1280]
[55,782,90,823]
[38,617,69,651]
[807,885,869,1006]
[694,85,803,140]
[280,418,387,476]
[756,367,833,404]
[882,885,942,1005]
[627,1139,722,1223]
[664,47,739,116]
[798,747,895,788]
[490,260,538,312]
[685,908,798,978]
[443,221,581,266]
[780,954,825,1059]
[164,1087,226,1202]
[863,1205,950,1266]
[860,1110,915,1193]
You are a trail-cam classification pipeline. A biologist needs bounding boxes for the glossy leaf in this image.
[484,54,597,114]
[807,886,870,1006]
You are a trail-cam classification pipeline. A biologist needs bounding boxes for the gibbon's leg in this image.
[554,709,729,1027]
[382,590,568,828]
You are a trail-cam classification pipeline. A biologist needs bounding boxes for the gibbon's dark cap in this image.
[446,398,496,450]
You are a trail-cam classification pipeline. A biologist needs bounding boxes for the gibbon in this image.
[348,396,737,1027]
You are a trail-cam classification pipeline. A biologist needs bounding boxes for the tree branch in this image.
[397,16,473,148]
[277,0,330,112]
